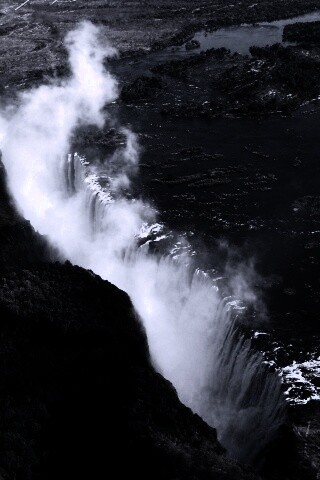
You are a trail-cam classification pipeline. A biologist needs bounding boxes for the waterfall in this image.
[56,149,286,463]
[0,21,286,463]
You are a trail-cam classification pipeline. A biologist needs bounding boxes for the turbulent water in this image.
[0,22,286,463]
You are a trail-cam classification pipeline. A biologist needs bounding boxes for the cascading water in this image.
[0,21,286,463]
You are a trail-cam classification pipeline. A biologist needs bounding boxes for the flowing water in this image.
[0,21,286,463]
[191,10,320,55]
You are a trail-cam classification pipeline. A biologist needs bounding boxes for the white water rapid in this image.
[0,22,286,463]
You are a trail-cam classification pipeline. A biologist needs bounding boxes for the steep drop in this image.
[0,21,286,462]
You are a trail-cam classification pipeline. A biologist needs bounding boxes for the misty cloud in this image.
[0,21,285,463]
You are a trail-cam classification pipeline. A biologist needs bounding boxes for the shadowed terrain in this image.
[0,1,320,478]
[0,164,260,480]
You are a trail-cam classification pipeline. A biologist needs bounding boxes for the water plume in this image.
[0,21,286,463]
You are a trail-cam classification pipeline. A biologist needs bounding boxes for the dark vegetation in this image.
[140,41,320,118]
[0,162,260,479]
[0,0,320,478]
[1,0,320,93]
[0,144,315,480]
[151,47,230,79]
[185,39,201,51]
[283,21,320,45]
[120,75,167,102]
[216,43,320,115]
[0,137,317,480]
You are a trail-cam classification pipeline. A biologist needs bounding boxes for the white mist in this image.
[0,22,285,463]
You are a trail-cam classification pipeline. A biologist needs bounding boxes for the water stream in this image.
[191,10,320,55]
[0,22,287,463]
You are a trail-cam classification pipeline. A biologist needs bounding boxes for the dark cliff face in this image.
[0,2,319,478]
[0,263,259,480]
[0,122,315,480]
[0,166,258,480]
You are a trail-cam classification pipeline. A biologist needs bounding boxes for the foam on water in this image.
[0,21,286,463]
